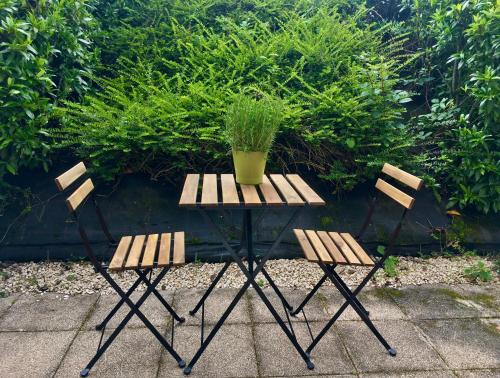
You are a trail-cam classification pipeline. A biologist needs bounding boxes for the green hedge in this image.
[56,0,416,191]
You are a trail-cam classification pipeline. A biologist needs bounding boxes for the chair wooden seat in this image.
[109,232,185,272]
[294,229,374,266]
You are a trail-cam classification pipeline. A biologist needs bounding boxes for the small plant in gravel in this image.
[463,261,493,283]
[66,274,76,282]
[0,291,7,298]
[377,246,400,278]
[256,278,265,288]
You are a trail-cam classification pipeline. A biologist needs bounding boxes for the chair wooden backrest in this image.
[375,163,423,210]
[55,162,95,212]
[356,163,423,256]
[54,162,115,261]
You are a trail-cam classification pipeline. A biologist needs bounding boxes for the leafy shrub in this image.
[57,2,415,188]
[399,0,500,213]
[225,92,284,152]
[0,0,95,184]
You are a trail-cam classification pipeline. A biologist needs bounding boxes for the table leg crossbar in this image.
[183,207,314,375]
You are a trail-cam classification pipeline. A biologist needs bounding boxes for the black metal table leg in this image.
[184,207,314,375]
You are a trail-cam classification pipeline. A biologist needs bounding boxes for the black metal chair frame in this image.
[290,184,417,357]
[57,176,186,377]
[183,205,314,375]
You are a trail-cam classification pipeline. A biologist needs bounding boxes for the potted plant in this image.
[225,92,284,184]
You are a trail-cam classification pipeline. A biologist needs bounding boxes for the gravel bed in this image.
[0,256,498,296]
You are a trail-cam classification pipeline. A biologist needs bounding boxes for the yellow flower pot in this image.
[232,150,268,185]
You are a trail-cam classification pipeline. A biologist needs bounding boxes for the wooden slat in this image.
[382,163,423,191]
[317,231,347,264]
[108,236,133,271]
[55,162,87,191]
[240,184,262,206]
[259,175,284,206]
[375,178,415,209]
[329,232,361,265]
[125,235,146,269]
[340,233,374,266]
[172,232,185,266]
[66,178,94,211]
[157,233,172,267]
[141,234,159,268]
[293,229,318,262]
[201,174,218,206]
[221,174,240,205]
[286,174,325,206]
[305,230,333,263]
[269,174,304,206]
[179,174,200,206]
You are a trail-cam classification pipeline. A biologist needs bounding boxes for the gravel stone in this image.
[0,256,497,296]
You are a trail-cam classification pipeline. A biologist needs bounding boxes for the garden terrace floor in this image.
[0,284,498,377]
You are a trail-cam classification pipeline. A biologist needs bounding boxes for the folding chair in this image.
[290,163,423,357]
[54,162,186,376]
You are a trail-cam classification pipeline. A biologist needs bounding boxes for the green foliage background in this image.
[1,0,499,214]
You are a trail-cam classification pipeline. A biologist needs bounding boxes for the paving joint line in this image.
[245,290,263,378]
[51,291,100,377]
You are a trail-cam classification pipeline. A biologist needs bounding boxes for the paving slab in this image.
[55,327,164,378]
[157,324,258,377]
[360,371,455,377]
[254,322,356,377]
[454,284,500,317]
[249,288,333,323]
[336,319,447,373]
[0,294,18,318]
[388,285,491,319]
[0,293,97,331]
[83,290,175,330]
[174,288,250,326]
[318,287,408,321]
[0,330,76,377]
[454,369,500,377]
[415,319,500,370]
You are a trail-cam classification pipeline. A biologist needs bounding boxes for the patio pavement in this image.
[0,284,498,377]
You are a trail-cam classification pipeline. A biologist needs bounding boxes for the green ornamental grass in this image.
[224,93,284,153]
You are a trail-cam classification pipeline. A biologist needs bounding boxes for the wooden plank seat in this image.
[108,232,185,271]
[294,229,374,266]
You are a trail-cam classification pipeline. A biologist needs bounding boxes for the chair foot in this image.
[95,324,104,331]
[80,368,90,377]
[178,317,186,323]
[306,360,315,370]
[183,366,192,375]
[188,310,196,316]
[388,348,397,357]
[178,360,186,368]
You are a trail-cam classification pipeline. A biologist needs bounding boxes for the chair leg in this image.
[135,269,185,323]
[290,273,328,316]
[95,274,143,331]
[306,263,395,356]
[261,266,293,311]
[81,267,185,376]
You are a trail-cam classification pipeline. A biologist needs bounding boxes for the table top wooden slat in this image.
[240,184,262,206]
[201,174,218,206]
[286,174,325,206]
[221,174,240,205]
[269,174,304,206]
[179,173,324,208]
[259,175,284,206]
[179,174,200,207]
